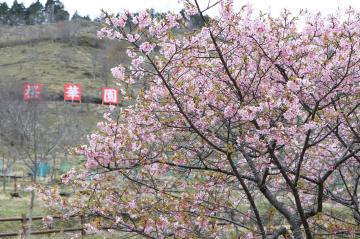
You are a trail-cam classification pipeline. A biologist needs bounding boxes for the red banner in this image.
[24,83,42,101]
[102,88,119,104]
[64,84,81,102]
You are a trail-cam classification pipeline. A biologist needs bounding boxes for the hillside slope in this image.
[0,21,129,99]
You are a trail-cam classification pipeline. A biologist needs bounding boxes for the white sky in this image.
[4,0,360,19]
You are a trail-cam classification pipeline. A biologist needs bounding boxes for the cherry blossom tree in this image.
[42,1,360,238]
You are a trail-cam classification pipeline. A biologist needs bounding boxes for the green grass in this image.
[0,191,48,217]
[0,191,125,238]
[1,41,103,96]
[0,191,50,234]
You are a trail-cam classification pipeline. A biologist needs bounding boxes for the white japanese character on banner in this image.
[102,88,119,104]
[24,83,42,100]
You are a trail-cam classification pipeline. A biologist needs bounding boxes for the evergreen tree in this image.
[25,0,45,25]
[45,0,69,22]
[8,0,26,25]
[44,0,55,9]
[94,15,105,23]
[0,2,9,25]
[71,10,82,21]
[180,9,210,28]
[148,8,164,20]
[71,11,91,22]
[83,15,91,21]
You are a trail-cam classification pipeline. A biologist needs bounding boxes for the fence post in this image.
[21,214,27,238]
[80,214,85,236]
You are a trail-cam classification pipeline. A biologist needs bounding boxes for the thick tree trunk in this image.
[291,226,304,239]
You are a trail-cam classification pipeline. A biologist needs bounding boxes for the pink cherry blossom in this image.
[111,66,125,80]
[139,42,156,55]
[43,2,360,238]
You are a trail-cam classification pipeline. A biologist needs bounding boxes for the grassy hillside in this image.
[0,20,129,97]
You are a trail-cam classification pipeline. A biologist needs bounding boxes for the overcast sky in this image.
[4,0,360,19]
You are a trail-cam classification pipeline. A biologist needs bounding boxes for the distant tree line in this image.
[0,1,208,28]
[117,8,210,30]
[133,8,210,28]
[0,0,90,26]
